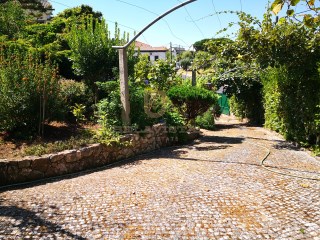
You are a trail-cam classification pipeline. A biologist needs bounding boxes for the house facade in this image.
[134,41,168,62]
[36,0,53,23]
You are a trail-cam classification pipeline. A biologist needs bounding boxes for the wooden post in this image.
[118,48,130,125]
[192,70,196,86]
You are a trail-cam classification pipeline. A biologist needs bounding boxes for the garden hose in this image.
[1,135,319,191]
[246,141,320,181]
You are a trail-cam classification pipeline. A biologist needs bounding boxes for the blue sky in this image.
[50,0,272,49]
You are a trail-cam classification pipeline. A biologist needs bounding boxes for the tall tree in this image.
[0,0,51,12]
[56,5,102,22]
[66,16,135,100]
[0,1,28,38]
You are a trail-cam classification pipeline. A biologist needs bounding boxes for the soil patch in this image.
[0,122,97,160]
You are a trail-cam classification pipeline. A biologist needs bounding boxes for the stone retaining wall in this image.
[0,124,199,186]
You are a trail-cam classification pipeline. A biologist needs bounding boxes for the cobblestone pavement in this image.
[0,118,320,239]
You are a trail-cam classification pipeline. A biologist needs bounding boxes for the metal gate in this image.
[218,94,230,115]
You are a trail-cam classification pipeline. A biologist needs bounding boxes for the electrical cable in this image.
[105,19,150,44]
[49,0,150,44]
[115,0,189,46]
[211,0,222,29]
[176,0,205,38]
[50,0,71,8]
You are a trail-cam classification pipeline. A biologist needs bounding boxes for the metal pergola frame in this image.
[112,0,197,125]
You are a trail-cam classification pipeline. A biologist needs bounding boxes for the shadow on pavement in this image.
[0,203,86,239]
[213,123,246,131]
[197,135,245,145]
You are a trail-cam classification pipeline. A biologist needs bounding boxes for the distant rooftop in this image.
[135,41,168,52]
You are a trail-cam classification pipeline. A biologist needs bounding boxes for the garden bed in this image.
[0,124,201,186]
[0,122,97,160]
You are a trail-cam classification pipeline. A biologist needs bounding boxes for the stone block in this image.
[50,153,65,163]
[7,161,19,175]
[63,150,77,163]
[53,162,68,174]
[28,170,44,180]
[20,168,32,175]
[68,160,85,172]
[0,161,8,168]
[80,146,94,158]
[18,159,32,168]
[32,156,50,172]
[0,166,8,186]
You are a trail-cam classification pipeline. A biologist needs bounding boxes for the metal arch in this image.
[113,0,197,49]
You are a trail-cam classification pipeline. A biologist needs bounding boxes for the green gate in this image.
[218,94,230,115]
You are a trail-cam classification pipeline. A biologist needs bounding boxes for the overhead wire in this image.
[211,0,222,29]
[176,0,205,38]
[49,0,150,44]
[115,0,189,46]
[50,0,71,8]
[105,19,150,44]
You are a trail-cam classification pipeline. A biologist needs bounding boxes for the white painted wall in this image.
[138,51,167,62]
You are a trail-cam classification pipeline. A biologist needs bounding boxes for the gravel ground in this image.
[0,116,319,239]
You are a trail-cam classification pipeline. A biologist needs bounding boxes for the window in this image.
[154,55,159,61]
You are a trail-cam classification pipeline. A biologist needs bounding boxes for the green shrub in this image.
[167,85,218,124]
[163,107,185,127]
[130,87,158,129]
[262,66,320,143]
[59,79,88,106]
[227,81,264,125]
[0,47,60,136]
[71,103,86,123]
[96,85,159,130]
[96,91,122,127]
[229,95,247,120]
[58,79,92,122]
[196,108,215,130]
[96,81,119,100]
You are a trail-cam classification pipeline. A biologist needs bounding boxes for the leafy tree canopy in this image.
[0,1,28,38]
[56,4,102,21]
[270,0,319,29]
[0,0,52,12]
[193,38,212,52]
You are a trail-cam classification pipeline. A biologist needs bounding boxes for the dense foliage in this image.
[193,8,320,146]
[0,1,29,39]
[167,85,218,124]
[134,54,176,90]
[67,17,133,90]
[0,47,60,136]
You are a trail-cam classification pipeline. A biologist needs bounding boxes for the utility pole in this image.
[113,0,197,125]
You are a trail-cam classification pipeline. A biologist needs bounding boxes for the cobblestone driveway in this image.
[1,119,320,239]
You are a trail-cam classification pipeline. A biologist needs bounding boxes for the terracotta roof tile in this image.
[135,41,168,52]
